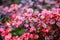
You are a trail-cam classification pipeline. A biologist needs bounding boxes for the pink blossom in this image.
[49,19,55,24]
[42,26,51,32]
[29,34,34,39]
[34,35,39,39]
[56,22,60,27]
[19,36,23,40]
[30,34,39,39]
[3,7,9,12]
[24,24,29,27]
[1,28,12,36]
[23,33,30,38]
[4,33,12,40]
[40,15,45,19]
[0,28,4,32]
[30,26,35,32]
[12,14,17,19]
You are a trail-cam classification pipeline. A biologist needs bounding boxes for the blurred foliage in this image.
[38,37,45,40]
[0,35,2,40]
[0,0,20,6]
[11,29,24,36]
[0,14,6,23]
[11,25,24,36]
[0,14,11,23]
[13,0,20,4]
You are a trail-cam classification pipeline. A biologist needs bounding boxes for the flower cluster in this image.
[0,4,60,40]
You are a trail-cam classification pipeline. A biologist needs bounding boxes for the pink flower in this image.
[10,4,18,8]
[56,22,60,27]
[19,36,23,40]
[30,34,39,39]
[12,14,16,18]
[18,4,22,8]
[23,7,28,12]
[34,35,39,39]
[1,31,6,36]
[42,26,51,32]
[12,36,18,40]
[10,4,18,11]
[24,13,32,17]
[30,27,35,32]
[3,7,9,12]
[42,22,47,28]
[23,33,30,40]
[1,28,12,36]
[15,21,21,28]
[24,24,29,27]
[29,34,34,39]
[8,8,13,12]
[0,28,4,32]
[4,33,12,40]
[27,8,33,13]
[40,15,45,19]
[49,19,55,24]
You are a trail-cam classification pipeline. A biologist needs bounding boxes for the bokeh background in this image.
[0,0,60,40]
[0,0,60,10]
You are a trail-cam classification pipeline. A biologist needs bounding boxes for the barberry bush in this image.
[0,0,60,40]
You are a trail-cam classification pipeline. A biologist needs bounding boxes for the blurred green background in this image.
[0,0,20,6]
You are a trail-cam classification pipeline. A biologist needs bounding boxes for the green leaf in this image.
[16,29,24,36]
[6,17,11,21]
[11,27,24,36]
[12,0,20,4]
[38,37,45,40]
[11,30,17,36]
[44,5,50,10]
[0,35,2,40]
